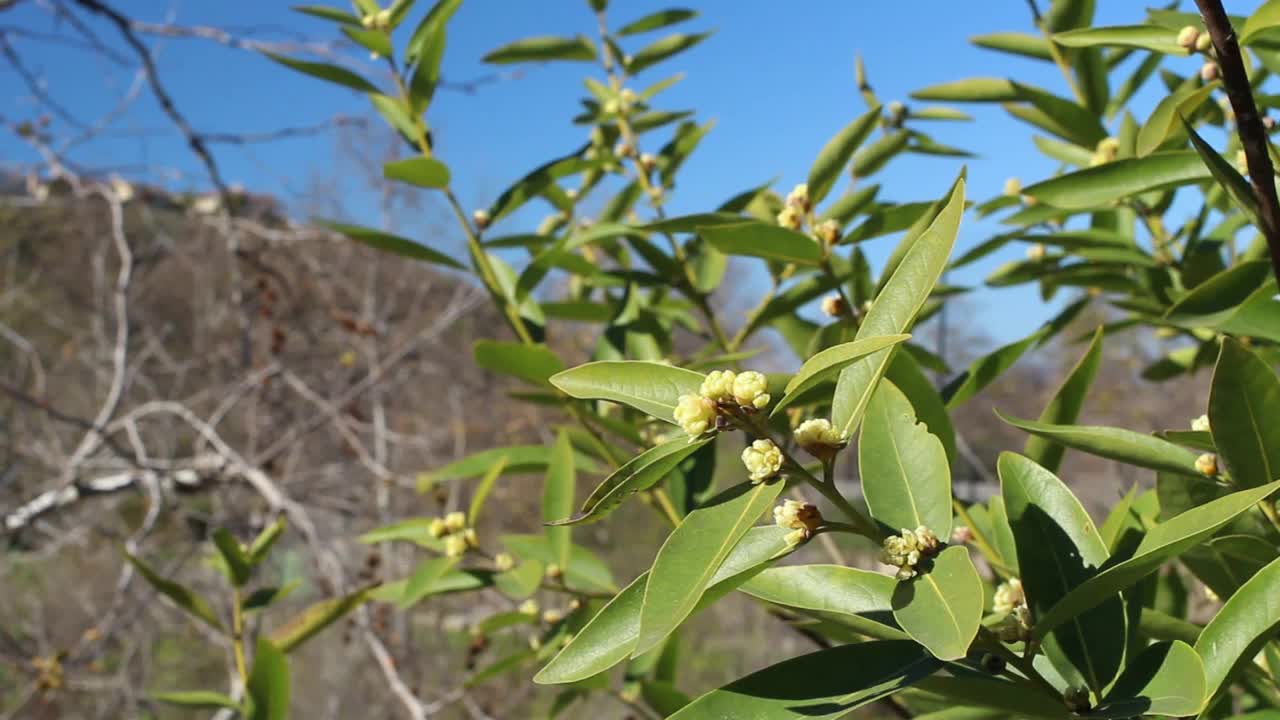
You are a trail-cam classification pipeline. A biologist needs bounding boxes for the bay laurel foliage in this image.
[139,0,1280,716]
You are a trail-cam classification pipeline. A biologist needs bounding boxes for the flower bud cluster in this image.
[429,510,479,558]
[880,526,941,580]
[773,499,823,544]
[793,418,845,461]
[1195,452,1219,478]
[776,183,811,230]
[1089,137,1120,167]
[741,439,784,483]
[674,370,772,438]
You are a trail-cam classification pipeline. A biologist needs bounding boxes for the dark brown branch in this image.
[1195,0,1280,286]
[68,0,231,200]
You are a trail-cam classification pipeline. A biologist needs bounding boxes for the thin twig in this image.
[1196,0,1280,286]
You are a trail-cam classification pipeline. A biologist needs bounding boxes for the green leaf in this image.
[1025,327,1103,474]
[342,26,392,57]
[550,361,704,423]
[1000,452,1125,693]
[775,333,911,411]
[1136,82,1219,156]
[150,690,242,710]
[483,35,596,64]
[124,552,222,630]
[831,177,965,439]
[262,52,378,93]
[627,32,709,74]
[1034,479,1280,639]
[268,584,375,652]
[357,518,441,548]
[421,445,602,485]
[634,481,783,656]
[890,546,983,661]
[911,676,1068,719]
[1183,117,1259,220]
[1022,152,1209,210]
[667,640,939,719]
[851,130,910,177]
[292,5,361,23]
[641,212,743,233]
[739,564,903,637]
[487,151,598,223]
[699,222,823,265]
[997,411,1203,477]
[473,341,563,388]
[1210,338,1280,488]
[806,105,882,206]
[885,351,956,465]
[242,584,297,612]
[318,220,463,269]
[247,518,286,565]
[468,456,507,526]
[382,156,451,189]
[544,432,576,572]
[860,380,952,538]
[1195,554,1280,703]
[535,526,791,683]
[1242,0,1280,44]
[911,77,1019,102]
[246,639,289,720]
[1092,641,1206,718]
[1053,25,1185,54]
[501,534,616,593]
[617,8,697,35]
[212,529,252,587]
[400,556,457,608]
[553,437,712,525]
[971,32,1052,60]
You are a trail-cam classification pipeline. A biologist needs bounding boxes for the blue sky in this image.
[0,1,1206,346]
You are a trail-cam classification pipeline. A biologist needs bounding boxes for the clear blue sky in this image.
[1,1,1201,345]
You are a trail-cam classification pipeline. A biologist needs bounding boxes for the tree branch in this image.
[1195,0,1280,286]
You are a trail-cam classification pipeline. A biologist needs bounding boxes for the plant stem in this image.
[1195,0,1280,287]
[977,627,1062,701]
[231,587,248,686]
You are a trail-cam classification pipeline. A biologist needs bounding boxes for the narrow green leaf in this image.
[860,380,952,538]
[151,690,242,710]
[1000,452,1125,693]
[124,552,222,630]
[468,457,508,527]
[262,52,378,93]
[617,8,696,35]
[831,177,965,439]
[997,411,1203,477]
[911,676,1068,719]
[634,481,783,656]
[1035,479,1280,639]
[473,341,563,387]
[483,35,596,63]
[1053,25,1185,54]
[535,526,791,683]
[319,220,463,269]
[400,556,456,608]
[911,77,1019,102]
[667,641,939,719]
[775,333,910,410]
[807,105,882,206]
[739,564,901,636]
[553,437,712,526]
[550,361,704,423]
[1183,117,1259,220]
[1195,554,1280,703]
[971,32,1052,60]
[212,529,252,587]
[269,584,375,652]
[1092,641,1206,718]
[699,221,823,265]
[488,151,597,223]
[544,432,576,571]
[1136,82,1219,156]
[382,156,451,189]
[1210,339,1280,488]
[891,546,983,661]
[246,639,289,720]
[1022,151,1209,209]
[1242,0,1280,44]
[1025,327,1103,473]
[627,32,709,74]
[247,518,286,565]
[851,130,910,178]
[501,534,616,593]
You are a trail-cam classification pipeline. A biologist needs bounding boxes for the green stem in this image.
[231,587,248,686]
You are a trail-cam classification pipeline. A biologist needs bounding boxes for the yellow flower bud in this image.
[463,528,479,548]
[993,578,1025,614]
[1201,61,1220,82]
[741,439,783,483]
[472,209,491,230]
[545,563,563,580]
[1196,32,1213,53]
[732,371,770,410]
[773,500,822,538]
[1026,243,1046,262]
[429,518,447,538]
[541,609,563,625]
[444,534,468,558]
[794,418,843,454]
[518,599,539,616]
[820,294,846,318]
[494,553,515,572]
[1003,177,1022,198]
[674,394,717,437]
[776,205,802,230]
[1196,452,1218,477]
[814,218,840,245]
[1177,25,1200,52]
[786,183,811,212]
[1192,414,1211,433]
[444,511,466,533]
[700,370,737,402]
